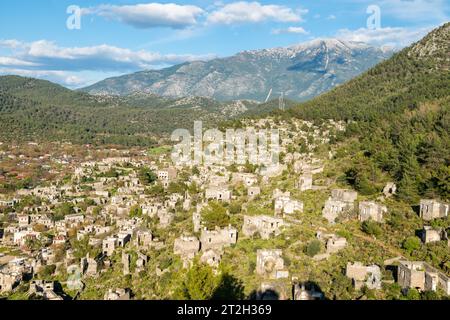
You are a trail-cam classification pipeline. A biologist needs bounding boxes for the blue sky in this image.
[0,0,448,87]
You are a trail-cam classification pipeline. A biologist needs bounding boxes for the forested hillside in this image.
[283,23,449,202]
[0,76,258,146]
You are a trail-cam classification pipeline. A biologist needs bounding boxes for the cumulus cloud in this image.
[336,26,432,48]
[272,26,309,35]
[207,1,307,25]
[83,3,205,29]
[79,2,310,29]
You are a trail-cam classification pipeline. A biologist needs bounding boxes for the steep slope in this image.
[82,39,393,102]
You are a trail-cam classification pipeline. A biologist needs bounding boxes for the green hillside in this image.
[0,77,257,146]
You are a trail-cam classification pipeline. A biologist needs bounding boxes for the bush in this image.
[361,220,382,238]
[39,264,56,278]
[138,167,157,185]
[402,236,421,254]
[129,205,143,218]
[202,202,230,229]
[305,240,322,257]
[228,202,242,215]
[175,261,218,300]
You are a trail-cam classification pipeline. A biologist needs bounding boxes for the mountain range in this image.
[0,24,447,151]
[82,39,394,102]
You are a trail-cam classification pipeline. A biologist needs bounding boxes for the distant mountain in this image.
[82,39,394,102]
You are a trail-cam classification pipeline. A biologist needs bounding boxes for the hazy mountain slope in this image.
[82,39,393,102]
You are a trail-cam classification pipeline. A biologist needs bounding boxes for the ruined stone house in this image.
[104,288,131,300]
[0,271,21,293]
[346,262,382,290]
[397,260,450,295]
[193,211,202,233]
[256,249,288,279]
[293,282,324,300]
[29,280,63,300]
[296,173,313,192]
[200,226,237,251]
[358,201,387,223]
[200,249,222,269]
[383,183,397,197]
[205,187,232,202]
[322,189,357,224]
[419,199,449,221]
[421,226,448,244]
[274,196,303,215]
[242,215,285,240]
[173,236,200,260]
[248,186,261,200]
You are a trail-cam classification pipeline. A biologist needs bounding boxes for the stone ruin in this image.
[421,226,448,244]
[80,253,104,277]
[346,262,382,290]
[274,192,304,216]
[296,173,313,192]
[29,280,63,300]
[419,199,449,221]
[200,249,222,269]
[174,236,200,268]
[193,211,202,233]
[293,282,324,300]
[200,226,237,251]
[358,201,387,223]
[242,215,285,240]
[248,186,261,200]
[256,249,288,279]
[397,260,450,295]
[322,189,357,224]
[122,252,130,275]
[383,182,397,198]
[316,231,347,254]
[104,288,131,300]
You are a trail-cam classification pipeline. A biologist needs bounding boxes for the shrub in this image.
[402,236,421,254]
[361,220,382,238]
[305,240,322,257]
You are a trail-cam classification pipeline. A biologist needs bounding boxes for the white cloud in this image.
[327,14,336,20]
[2,39,216,71]
[83,3,205,29]
[0,39,24,49]
[0,57,39,67]
[272,26,309,35]
[207,1,307,25]
[379,0,449,22]
[0,39,217,88]
[336,26,432,48]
